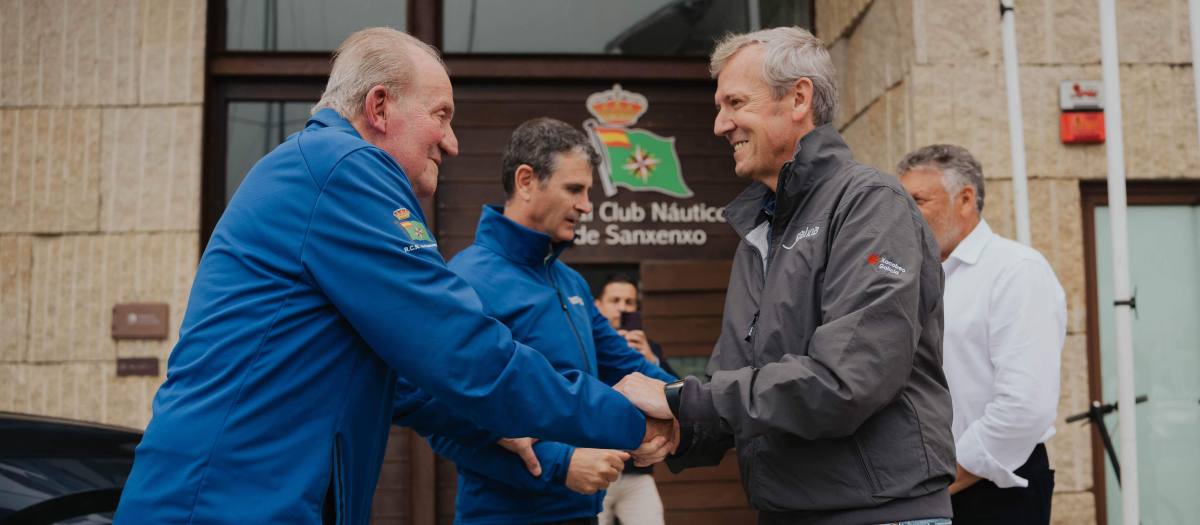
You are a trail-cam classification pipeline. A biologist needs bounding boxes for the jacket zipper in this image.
[744,311,759,342]
[331,439,345,525]
[545,254,591,374]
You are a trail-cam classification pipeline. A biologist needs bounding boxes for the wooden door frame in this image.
[1080,179,1200,525]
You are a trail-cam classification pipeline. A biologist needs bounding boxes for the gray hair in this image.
[709,27,839,127]
[897,144,986,215]
[312,27,447,119]
[501,118,600,199]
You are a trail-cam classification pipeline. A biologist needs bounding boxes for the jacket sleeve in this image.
[590,298,677,385]
[699,184,928,441]
[956,258,1065,488]
[427,435,575,491]
[301,148,645,450]
[393,377,499,447]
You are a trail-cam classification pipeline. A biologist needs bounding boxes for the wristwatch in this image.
[664,379,685,419]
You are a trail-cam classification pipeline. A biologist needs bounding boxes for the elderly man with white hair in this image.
[899,145,1065,524]
[113,28,673,525]
[615,27,956,525]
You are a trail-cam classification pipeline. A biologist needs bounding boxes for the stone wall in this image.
[825,0,1200,523]
[0,0,206,430]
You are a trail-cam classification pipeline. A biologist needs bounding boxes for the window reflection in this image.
[226,102,315,204]
[226,0,407,51]
[443,0,810,56]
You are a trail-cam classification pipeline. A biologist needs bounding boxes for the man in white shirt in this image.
[899,144,1066,524]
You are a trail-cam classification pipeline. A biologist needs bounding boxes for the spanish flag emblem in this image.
[594,127,632,149]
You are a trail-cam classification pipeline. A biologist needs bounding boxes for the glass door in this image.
[1094,205,1200,524]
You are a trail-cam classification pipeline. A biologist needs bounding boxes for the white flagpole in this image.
[1097,0,1141,522]
[1000,0,1032,246]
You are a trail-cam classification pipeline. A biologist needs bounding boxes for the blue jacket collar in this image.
[474,205,571,267]
[306,108,364,139]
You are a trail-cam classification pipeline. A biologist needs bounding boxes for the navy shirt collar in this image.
[306,108,364,139]
[473,205,571,267]
[761,190,777,222]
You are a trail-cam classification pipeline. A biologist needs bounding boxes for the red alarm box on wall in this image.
[1061,112,1105,143]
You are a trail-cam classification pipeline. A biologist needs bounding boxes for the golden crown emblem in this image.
[587,84,648,126]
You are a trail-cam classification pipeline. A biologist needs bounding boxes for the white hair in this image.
[312,27,447,120]
[709,27,839,127]
[897,144,986,216]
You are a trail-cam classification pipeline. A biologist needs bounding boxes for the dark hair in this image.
[501,117,601,199]
[598,273,636,300]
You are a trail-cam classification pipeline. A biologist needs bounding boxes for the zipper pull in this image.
[744,311,760,342]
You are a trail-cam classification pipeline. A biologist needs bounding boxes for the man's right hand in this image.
[633,417,679,466]
[565,448,628,495]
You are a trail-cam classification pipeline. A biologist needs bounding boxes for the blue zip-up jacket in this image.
[427,206,677,525]
[113,110,649,525]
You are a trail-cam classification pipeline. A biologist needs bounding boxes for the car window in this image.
[0,458,132,519]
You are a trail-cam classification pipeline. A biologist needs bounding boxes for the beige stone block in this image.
[841,0,914,120]
[0,235,32,362]
[1050,491,1097,525]
[1013,0,1049,64]
[139,0,207,105]
[0,364,18,411]
[816,0,873,43]
[1048,334,1093,492]
[1050,0,1102,64]
[829,39,851,129]
[910,64,1011,180]
[99,106,203,232]
[919,0,1000,65]
[60,362,107,423]
[1121,65,1200,179]
[1115,0,1190,64]
[981,178,1016,240]
[0,108,102,233]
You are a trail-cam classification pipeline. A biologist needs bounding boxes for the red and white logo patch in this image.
[868,253,906,274]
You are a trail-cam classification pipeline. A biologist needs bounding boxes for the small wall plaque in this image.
[117,357,160,377]
[112,303,170,339]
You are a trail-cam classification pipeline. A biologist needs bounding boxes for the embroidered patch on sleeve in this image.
[868,253,907,275]
[397,219,433,242]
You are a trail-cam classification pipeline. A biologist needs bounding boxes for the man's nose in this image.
[579,198,593,215]
[440,125,459,158]
[713,107,735,137]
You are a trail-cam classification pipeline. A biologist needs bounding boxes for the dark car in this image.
[0,412,141,525]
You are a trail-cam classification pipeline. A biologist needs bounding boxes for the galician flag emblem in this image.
[584,84,693,199]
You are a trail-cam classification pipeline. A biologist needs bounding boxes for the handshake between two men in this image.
[496,373,678,495]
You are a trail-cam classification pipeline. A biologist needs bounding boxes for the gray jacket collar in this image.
[722,123,854,241]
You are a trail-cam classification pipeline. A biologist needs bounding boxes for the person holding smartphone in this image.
[593,273,677,525]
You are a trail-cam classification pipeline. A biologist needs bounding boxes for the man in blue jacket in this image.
[114,29,672,525]
[421,118,678,525]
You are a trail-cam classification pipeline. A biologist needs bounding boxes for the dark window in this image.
[225,101,317,204]
[225,0,408,51]
[443,0,811,56]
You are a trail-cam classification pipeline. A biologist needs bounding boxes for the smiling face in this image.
[521,151,594,243]
[372,50,459,198]
[713,45,811,188]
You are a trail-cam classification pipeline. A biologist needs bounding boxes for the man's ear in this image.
[362,85,390,134]
[790,77,815,124]
[958,186,977,218]
[513,164,537,202]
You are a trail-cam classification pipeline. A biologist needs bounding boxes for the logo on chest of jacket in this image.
[568,296,585,306]
[869,253,906,274]
[782,226,820,249]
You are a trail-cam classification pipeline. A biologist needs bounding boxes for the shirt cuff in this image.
[956,427,1029,489]
[679,376,719,426]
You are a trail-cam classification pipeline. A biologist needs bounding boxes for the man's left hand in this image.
[497,437,542,477]
[948,462,982,494]
[614,373,672,419]
[618,329,656,363]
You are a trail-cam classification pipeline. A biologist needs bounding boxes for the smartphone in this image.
[619,311,642,331]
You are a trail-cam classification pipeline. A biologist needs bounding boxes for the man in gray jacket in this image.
[615,27,956,524]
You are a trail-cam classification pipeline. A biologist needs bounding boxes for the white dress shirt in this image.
[942,219,1066,488]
